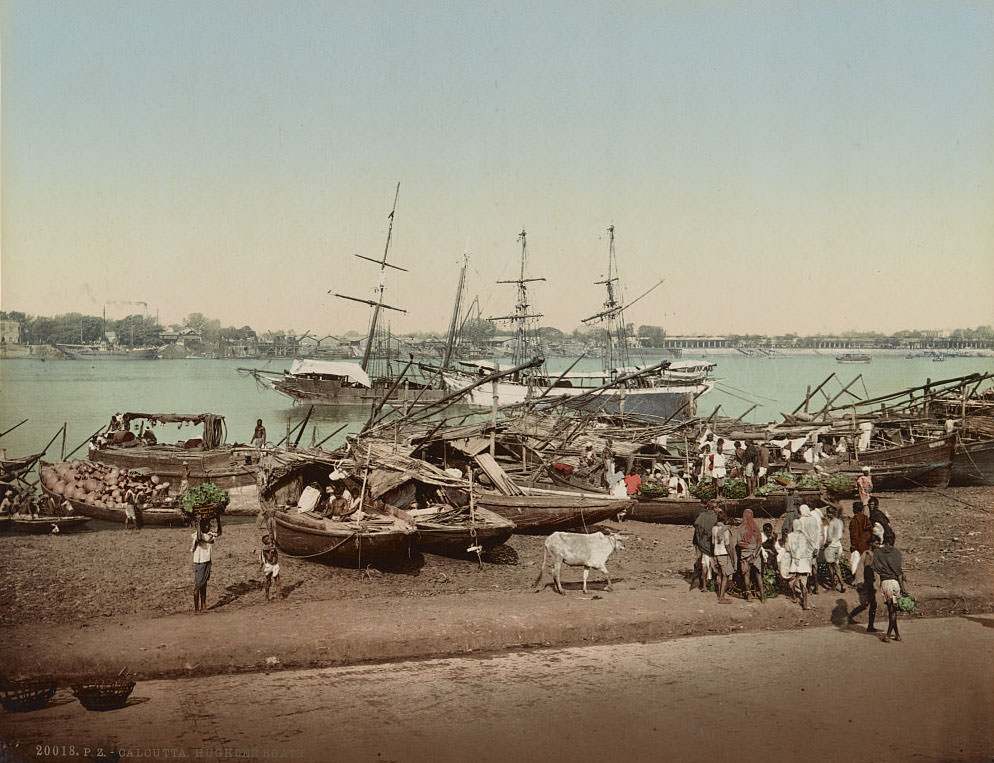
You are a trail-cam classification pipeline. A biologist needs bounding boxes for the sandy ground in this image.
[2,487,991,625]
[0,487,991,682]
[1,617,991,763]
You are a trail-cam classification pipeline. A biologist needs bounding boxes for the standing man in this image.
[822,505,846,593]
[191,518,217,614]
[601,439,615,487]
[251,419,267,449]
[690,501,718,592]
[848,536,880,632]
[743,440,759,496]
[711,439,727,498]
[849,501,873,573]
[782,485,801,535]
[872,537,910,643]
[757,441,770,488]
[855,466,873,509]
[711,508,735,604]
[123,484,138,531]
[736,508,764,602]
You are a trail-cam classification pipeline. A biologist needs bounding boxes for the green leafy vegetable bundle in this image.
[689,477,716,500]
[795,474,823,491]
[179,482,230,514]
[824,473,855,496]
[638,484,668,499]
[721,477,748,499]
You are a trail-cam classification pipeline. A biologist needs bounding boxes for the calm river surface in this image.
[1,353,990,458]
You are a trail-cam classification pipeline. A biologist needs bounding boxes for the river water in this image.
[1,353,990,458]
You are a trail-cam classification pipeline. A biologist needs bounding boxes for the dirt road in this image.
[2,616,991,763]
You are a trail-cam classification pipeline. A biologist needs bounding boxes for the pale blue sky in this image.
[2,1,992,336]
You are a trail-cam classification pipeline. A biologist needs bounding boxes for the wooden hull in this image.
[841,461,951,489]
[0,452,43,481]
[414,507,515,557]
[89,446,259,490]
[625,490,824,525]
[844,434,956,489]
[273,511,413,566]
[473,492,631,534]
[6,515,91,533]
[272,376,447,406]
[40,485,188,527]
[950,439,994,487]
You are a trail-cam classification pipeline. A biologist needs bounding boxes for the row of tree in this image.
[3,310,992,349]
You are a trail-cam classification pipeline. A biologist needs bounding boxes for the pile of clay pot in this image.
[40,460,169,509]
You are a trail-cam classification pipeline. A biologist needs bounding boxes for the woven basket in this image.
[192,502,225,519]
[0,678,58,712]
[72,678,136,711]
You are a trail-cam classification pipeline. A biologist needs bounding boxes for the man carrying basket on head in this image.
[191,518,217,614]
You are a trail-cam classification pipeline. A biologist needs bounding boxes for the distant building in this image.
[0,320,20,344]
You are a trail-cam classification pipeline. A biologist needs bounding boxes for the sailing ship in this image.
[440,226,713,420]
[241,185,447,406]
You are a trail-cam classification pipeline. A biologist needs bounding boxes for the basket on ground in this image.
[0,677,58,712]
[71,677,136,711]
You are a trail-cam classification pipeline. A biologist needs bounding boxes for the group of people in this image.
[691,482,910,643]
[0,486,74,518]
[698,433,772,496]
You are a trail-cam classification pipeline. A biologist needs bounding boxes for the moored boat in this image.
[272,509,414,566]
[6,515,91,533]
[836,353,871,364]
[624,490,825,525]
[408,504,515,557]
[950,438,994,487]
[39,483,187,526]
[844,433,956,489]
[473,487,631,534]
[88,412,260,491]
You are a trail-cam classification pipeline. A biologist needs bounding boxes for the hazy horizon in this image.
[3,2,992,338]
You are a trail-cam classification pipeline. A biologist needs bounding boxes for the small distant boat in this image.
[932,354,945,362]
[836,353,871,364]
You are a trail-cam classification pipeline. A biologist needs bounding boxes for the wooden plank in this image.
[474,453,524,496]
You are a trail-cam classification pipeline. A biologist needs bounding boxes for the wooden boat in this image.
[6,515,91,533]
[39,484,188,527]
[843,433,956,489]
[625,490,825,525]
[411,504,515,557]
[88,412,259,491]
[0,515,10,532]
[473,487,631,534]
[0,452,43,481]
[950,438,994,487]
[272,509,414,566]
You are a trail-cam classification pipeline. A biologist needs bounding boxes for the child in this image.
[260,534,282,603]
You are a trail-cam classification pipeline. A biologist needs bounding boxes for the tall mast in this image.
[442,253,469,370]
[582,225,665,376]
[492,229,545,370]
[331,183,408,373]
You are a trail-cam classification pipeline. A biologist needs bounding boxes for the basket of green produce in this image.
[638,484,668,499]
[721,477,748,499]
[795,474,823,491]
[824,473,855,497]
[754,483,784,497]
[769,470,796,486]
[179,482,229,518]
[689,477,716,500]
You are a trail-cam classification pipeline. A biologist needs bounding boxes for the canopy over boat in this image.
[287,359,371,387]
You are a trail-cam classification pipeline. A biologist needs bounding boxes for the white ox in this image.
[533,531,626,595]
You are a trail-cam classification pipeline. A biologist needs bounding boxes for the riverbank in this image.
[1,487,991,682]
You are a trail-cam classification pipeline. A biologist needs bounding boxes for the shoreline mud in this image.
[1,487,991,682]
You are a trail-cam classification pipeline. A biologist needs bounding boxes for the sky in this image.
[2,0,993,338]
